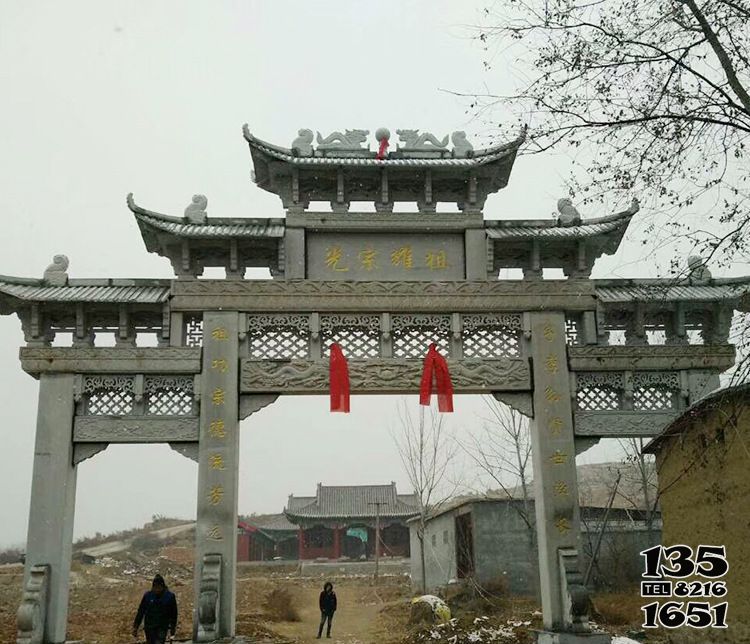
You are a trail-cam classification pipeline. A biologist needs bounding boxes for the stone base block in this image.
[534,631,612,644]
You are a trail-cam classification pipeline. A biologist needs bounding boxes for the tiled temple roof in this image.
[241,513,298,532]
[285,483,419,520]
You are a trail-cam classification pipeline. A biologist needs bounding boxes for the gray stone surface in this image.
[194,312,240,640]
[528,313,583,631]
[20,347,201,375]
[42,255,69,286]
[573,411,678,437]
[22,374,77,643]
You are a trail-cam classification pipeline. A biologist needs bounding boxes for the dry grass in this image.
[591,592,644,626]
[262,587,302,622]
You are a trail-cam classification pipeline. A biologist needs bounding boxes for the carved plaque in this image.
[306,233,465,281]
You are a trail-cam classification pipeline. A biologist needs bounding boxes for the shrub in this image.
[262,587,301,622]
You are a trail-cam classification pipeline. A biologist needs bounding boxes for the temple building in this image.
[237,514,298,562]
[285,483,418,560]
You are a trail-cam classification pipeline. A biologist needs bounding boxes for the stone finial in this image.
[557,198,582,227]
[688,255,712,284]
[184,195,208,223]
[396,129,449,149]
[291,128,314,156]
[43,254,69,286]
[451,131,473,157]
[316,129,369,150]
[375,127,391,142]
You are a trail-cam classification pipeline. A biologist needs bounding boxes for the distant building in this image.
[644,384,750,642]
[237,514,298,562]
[410,463,660,594]
[284,482,418,560]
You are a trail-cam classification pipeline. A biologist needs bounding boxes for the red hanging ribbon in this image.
[329,343,350,413]
[376,137,389,160]
[419,343,454,412]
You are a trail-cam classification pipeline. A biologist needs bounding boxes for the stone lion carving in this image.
[184,195,208,223]
[396,129,449,149]
[43,254,69,286]
[316,129,369,150]
[688,255,712,284]
[291,128,314,156]
[557,198,582,227]
[451,131,473,157]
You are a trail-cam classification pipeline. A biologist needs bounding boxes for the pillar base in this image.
[534,631,611,644]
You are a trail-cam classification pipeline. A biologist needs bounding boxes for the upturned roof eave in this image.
[242,124,526,168]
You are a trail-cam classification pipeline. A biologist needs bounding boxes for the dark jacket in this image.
[319,589,337,614]
[133,589,178,634]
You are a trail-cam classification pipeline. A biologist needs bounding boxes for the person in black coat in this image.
[317,581,337,638]
[132,574,178,644]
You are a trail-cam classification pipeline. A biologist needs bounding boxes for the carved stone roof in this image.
[485,210,633,241]
[285,483,419,520]
[243,125,524,168]
[128,194,285,248]
[0,276,170,305]
[595,278,750,304]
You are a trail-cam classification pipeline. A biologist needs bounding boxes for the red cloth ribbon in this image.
[329,343,350,413]
[419,343,454,412]
[376,137,389,160]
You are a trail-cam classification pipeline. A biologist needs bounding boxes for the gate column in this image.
[194,312,240,641]
[528,312,601,640]
[20,373,77,644]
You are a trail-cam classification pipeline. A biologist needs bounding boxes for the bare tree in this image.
[459,397,539,595]
[467,0,749,274]
[392,400,458,593]
[616,439,659,539]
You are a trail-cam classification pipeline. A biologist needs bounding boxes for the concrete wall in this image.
[412,500,661,596]
[409,511,457,592]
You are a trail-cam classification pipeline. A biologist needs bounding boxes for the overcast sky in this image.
[0,1,679,548]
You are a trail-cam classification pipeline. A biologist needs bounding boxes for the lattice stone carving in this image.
[633,371,679,411]
[83,375,136,415]
[463,313,522,358]
[320,314,380,358]
[392,314,451,358]
[247,314,310,359]
[144,375,195,416]
[185,314,204,347]
[575,372,623,411]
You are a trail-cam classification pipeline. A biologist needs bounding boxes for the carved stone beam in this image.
[195,553,222,642]
[574,411,678,437]
[73,443,109,466]
[20,347,202,375]
[16,564,49,644]
[73,416,199,442]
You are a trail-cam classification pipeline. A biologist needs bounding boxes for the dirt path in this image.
[266,579,405,644]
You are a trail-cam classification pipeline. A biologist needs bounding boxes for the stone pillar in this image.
[528,312,587,632]
[22,373,77,644]
[194,312,240,641]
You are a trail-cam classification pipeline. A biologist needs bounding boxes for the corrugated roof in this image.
[596,281,750,303]
[0,279,170,303]
[286,483,419,519]
[244,126,524,168]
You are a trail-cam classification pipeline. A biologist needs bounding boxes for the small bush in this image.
[592,592,643,626]
[262,587,301,622]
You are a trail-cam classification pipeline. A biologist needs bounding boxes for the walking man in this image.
[132,574,178,643]
[317,581,337,639]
